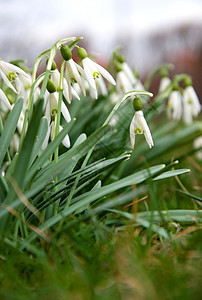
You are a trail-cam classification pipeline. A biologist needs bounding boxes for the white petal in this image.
[116,71,133,93]
[96,76,108,96]
[158,77,171,93]
[94,61,116,85]
[71,86,80,100]
[129,115,136,149]
[82,58,97,99]
[122,62,136,85]
[134,111,154,148]
[0,88,12,110]
[63,77,71,104]
[61,101,71,123]
[186,86,201,116]
[67,59,86,97]
[42,123,51,150]
[60,125,70,148]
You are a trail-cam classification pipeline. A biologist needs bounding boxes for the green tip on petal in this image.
[133,96,143,111]
[47,79,56,93]
[77,47,88,60]
[60,44,72,61]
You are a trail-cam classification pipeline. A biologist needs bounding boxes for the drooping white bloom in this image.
[121,62,136,85]
[51,69,80,104]
[0,59,29,94]
[158,77,171,93]
[42,91,71,150]
[182,86,201,124]
[193,136,202,160]
[130,110,154,149]
[64,59,86,100]
[81,57,116,99]
[167,90,182,121]
[134,79,145,91]
[46,91,71,123]
[116,71,133,94]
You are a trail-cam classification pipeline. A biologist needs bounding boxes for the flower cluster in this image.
[167,84,201,124]
[0,42,117,152]
[111,50,144,104]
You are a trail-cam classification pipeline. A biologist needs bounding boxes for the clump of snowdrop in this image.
[166,77,201,124]
[113,50,144,96]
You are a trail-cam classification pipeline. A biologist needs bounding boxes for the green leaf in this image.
[25,118,76,184]
[177,189,202,203]
[0,99,23,166]
[20,164,165,249]
[26,124,111,197]
[28,117,48,168]
[0,99,44,232]
[153,169,190,180]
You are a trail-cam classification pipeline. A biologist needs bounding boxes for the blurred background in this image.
[1,0,202,96]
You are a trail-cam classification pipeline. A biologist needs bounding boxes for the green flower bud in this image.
[60,45,72,61]
[133,96,143,111]
[184,76,192,87]
[116,53,125,63]
[172,81,180,91]
[160,68,169,78]
[115,61,122,72]
[77,47,88,60]
[46,59,57,70]
[47,79,56,93]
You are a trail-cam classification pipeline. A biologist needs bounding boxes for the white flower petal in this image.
[129,115,136,149]
[94,61,116,85]
[59,125,70,148]
[130,111,154,149]
[158,77,171,93]
[82,58,97,99]
[61,101,71,123]
[67,59,86,97]
[0,88,12,110]
[122,62,136,85]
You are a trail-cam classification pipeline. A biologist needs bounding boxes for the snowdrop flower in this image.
[182,85,201,124]
[130,96,154,149]
[0,59,29,94]
[158,76,171,93]
[0,88,25,134]
[167,90,182,121]
[43,88,71,150]
[51,69,80,104]
[60,45,86,102]
[193,136,202,160]
[121,62,136,86]
[116,71,133,94]
[77,47,116,99]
